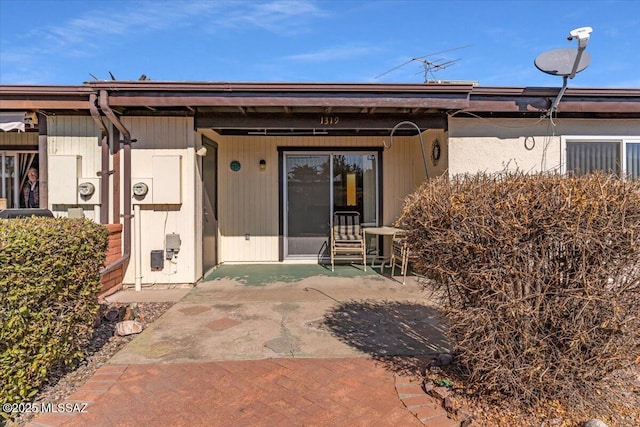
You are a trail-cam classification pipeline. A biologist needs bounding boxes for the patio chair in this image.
[331,211,366,272]
[390,230,412,285]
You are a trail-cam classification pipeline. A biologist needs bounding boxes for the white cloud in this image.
[9,1,326,61]
[222,0,328,34]
[285,45,379,62]
[26,2,222,55]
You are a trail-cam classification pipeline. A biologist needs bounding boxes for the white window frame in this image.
[1,150,38,208]
[560,135,640,178]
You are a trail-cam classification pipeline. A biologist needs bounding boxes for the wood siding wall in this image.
[122,117,192,149]
[48,116,198,285]
[41,115,447,276]
[0,131,38,147]
[216,134,441,262]
[47,116,102,221]
[121,117,197,285]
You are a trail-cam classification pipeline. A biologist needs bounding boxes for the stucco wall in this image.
[448,117,640,176]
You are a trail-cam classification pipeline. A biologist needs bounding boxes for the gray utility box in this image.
[150,250,164,271]
[165,233,181,259]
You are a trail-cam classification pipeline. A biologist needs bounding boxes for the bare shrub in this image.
[397,171,640,413]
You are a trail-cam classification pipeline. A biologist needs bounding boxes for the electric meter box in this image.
[152,155,181,204]
[131,178,153,204]
[77,177,100,205]
[49,155,82,204]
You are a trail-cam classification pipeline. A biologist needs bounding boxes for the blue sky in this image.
[0,0,638,88]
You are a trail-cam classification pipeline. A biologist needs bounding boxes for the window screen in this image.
[566,141,620,176]
[626,143,640,179]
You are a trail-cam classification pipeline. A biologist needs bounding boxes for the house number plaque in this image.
[319,116,340,125]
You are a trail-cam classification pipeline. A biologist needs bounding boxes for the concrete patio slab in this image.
[28,265,454,427]
[108,266,449,364]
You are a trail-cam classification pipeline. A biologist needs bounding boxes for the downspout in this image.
[37,112,48,208]
[88,93,110,224]
[99,90,132,280]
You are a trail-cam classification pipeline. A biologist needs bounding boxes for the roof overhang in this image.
[466,86,640,116]
[1,82,471,136]
[1,82,639,136]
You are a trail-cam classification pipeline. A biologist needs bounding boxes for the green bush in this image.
[398,172,640,413]
[0,217,108,406]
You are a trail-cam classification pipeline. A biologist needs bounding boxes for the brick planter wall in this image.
[99,224,124,301]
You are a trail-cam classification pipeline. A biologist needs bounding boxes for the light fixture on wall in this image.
[259,159,266,170]
[195,145,208,157]
[431,138,441,166]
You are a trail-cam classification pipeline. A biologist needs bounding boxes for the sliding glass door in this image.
[284,151,379,259]
[285,154,331,257]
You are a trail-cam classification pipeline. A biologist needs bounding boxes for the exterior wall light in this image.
[195,145,208,157]
[259,159,266,170]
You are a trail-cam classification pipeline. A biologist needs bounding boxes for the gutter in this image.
[88,93,110,224]
[98,90,132,277]
[85,81,476,93]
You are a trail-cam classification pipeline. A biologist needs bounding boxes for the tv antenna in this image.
[375,45,471,82]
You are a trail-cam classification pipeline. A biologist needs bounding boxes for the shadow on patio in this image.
[323,299,450,376]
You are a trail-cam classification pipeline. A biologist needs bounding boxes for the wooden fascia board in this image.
[0,85,92,95]
[0,86,92,110]
[106,94,469,109]
[466,98,640,114]
[195,113,447,129]
[86,81,475,93]
[470,86,640,97]
[0,99,90,110]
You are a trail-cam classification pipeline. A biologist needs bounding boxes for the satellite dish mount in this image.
[535,27,593,115]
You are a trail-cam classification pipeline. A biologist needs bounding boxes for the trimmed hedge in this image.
[398,172,640,413]
[0,217,108,405]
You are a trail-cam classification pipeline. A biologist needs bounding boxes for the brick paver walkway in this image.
[25,276,458,426]
[27,358,435,427]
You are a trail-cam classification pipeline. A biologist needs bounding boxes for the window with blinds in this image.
[565,139,639,179]
[627,142,640,179]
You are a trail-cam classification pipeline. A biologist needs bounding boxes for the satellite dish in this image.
[534,27,593,115]
[535,48,591,77]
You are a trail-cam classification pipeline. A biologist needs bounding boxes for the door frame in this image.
[278,146,383,261]
[1,150,38,209]
[201,136,218,275]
